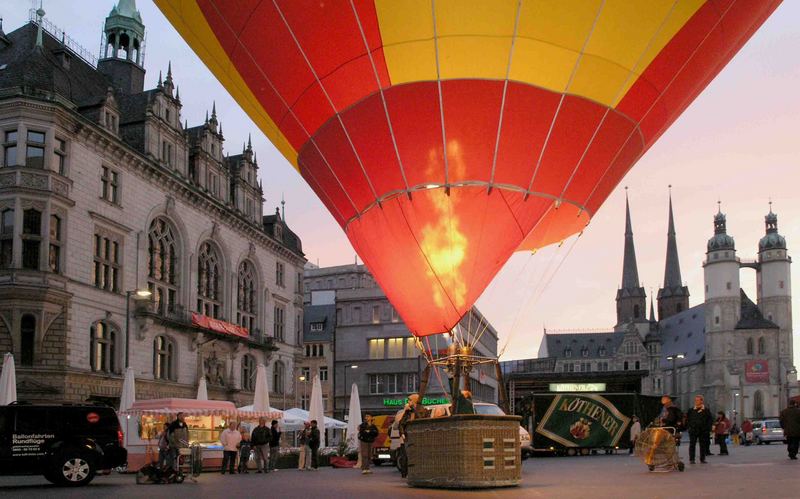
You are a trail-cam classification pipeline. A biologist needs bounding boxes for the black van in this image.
[0,402,127,486]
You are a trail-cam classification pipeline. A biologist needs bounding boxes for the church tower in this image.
[658,191,690,320]
[98,0,146,94]
[756,206,792,357]
[703,204,740,333]
[615,193,647,331]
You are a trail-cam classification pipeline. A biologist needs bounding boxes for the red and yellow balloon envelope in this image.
[157,0,779,336]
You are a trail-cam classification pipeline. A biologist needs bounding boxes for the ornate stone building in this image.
[0,3,305,407]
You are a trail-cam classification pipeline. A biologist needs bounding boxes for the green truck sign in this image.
[535,394,631,448]
[383,397,449,407]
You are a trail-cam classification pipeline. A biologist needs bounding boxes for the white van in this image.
[388,402,533,464]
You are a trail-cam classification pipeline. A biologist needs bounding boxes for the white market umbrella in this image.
[345,383,362,451]
[197,377,208,401]
[308,375,326,447]
[283,408,347,430]
[0,353,17,405]
[253,363,270,412]
[118,367,136,447]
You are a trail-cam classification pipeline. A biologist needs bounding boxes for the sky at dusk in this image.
[3,1,797,363]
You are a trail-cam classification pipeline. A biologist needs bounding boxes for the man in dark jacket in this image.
[308,420,321,470]
[268,420,282,472]
[686,395,713,464]
[250,418,270,473]
[780,400,800,460]
[646,395,683,466]
[358,414,379,475]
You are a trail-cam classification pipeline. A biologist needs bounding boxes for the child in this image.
[238,428,252,473]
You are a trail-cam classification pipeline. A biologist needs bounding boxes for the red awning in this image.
[191,312,249,339]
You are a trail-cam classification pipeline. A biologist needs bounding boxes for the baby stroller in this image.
[634,426,685,472]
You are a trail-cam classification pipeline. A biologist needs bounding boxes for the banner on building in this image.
[192,312,250,339]
[535,394,630,448]
[745,360,769,383]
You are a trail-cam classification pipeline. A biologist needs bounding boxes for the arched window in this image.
[90,321,117,373]
[21,209,42,270]
[237,261,257,334]
[273,360,285,395]
[197,241,222,318]
[20,314,35,366]
[241,354,256,391]
[148,217,179,315]
[757,337,766,355]
[1,208,14,269]
[746,337,754,355]
[633,305,640,319]
[753,390,764,418]
[153,335,175,381]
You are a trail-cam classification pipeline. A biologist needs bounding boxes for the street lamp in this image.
[344,364,358,420]
[785,368,797,409]
[299,375,308,410]
[666,353,686,403]
[125,289,152,368]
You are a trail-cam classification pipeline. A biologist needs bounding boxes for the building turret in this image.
[615,193,647,331]
[756,205,792,334]
[98,0,145,94]
[703,203,740,333]
[658,191,690,320]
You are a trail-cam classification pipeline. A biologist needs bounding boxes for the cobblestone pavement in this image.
[1,444,798,498]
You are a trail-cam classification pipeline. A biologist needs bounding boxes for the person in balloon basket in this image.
[358,414,379,475]
[167,412,190,470]
[297,422,311,471]
[251,418,270,473]
[645,395,683,466]
[221,422,242,474]
[397,394,422,478]
[308,420,321,470]
[268,420,282,472]
[686,395,713,464]
[713,411,730,456]
[779,399,800,460]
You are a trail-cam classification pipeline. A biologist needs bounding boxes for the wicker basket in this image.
[405,414,522,489]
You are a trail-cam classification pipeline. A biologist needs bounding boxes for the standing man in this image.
[780,399,800,460]
[251,418,270,473]
[686,395,713,464]
[297,422,311,470]
[167,412,189,470]
[645,395,683,466]
[713,411,731,456]
[741,419,754,446]
[220,422,242,474]
[308,420,321,470]
[268,420,282,472]
[358,414,379,475]
[628,416,641,455]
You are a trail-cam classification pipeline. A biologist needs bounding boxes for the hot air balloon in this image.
[156,0,780,340]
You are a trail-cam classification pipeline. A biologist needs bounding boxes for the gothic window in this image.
[197,241,222,318]
[273,305,285,341]
[153,335,175,381]
[241,354,256,391]
[90,321,117,373]
[753,390,764,419]
[48,215,61,273]
[21,209,42,270]
[93,233,121,292]
[147,217,179,315]
[276,261,285,287]
[237,260,257,333]
[3,130,17,166]
[633,305,640,319]
[101,166,120,204]
[0,208,13,269]
[273,360,285,395]
[757,337,766,355]
[54,138,67,175]
[25,130,45,168]
[746,338,754,355]
[20,314,35,366]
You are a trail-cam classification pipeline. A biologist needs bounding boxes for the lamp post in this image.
[125,289,152,368]
[343,364,358,420]
[666,353,685,402]
[785,368,797,410]
[299,375,308,410]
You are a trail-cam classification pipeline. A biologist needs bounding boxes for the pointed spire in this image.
[621,188,641,290]
[218,121,223,135]
[34,4,45,49]
[211,101,217,119]
[175,86,180,101]
[205,110,209,123]
[649,295,656,322]
[157,70,163,88]
[281,193,286,221]
[166,61,173,81]
[184,119,188,131]
[663,186,683,288]
[247,133,253,151]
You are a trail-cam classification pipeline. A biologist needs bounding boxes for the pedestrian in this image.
[628,416,641,455]
[713,411,730,455]
[741,419,754,446]
[167,412,189,470]
[308,419,321,470]
[398,393,422,478]
[268,419,282,472]
[730,421,740,445]
[156,422,170,468]
[220,422,242,474]
[686,395,713,464]
[251,417,270,473]
[358,414,379,475]
[645,395,683,467]
[238,428,252,473]
[297,422,311,471]
[779,399,800,460]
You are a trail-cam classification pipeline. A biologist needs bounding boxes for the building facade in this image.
[0,4,305,407]
[303,264,500,420]
[520,195,795,420]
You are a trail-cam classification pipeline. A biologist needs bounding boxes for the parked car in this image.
[0,402,127,486]
[752,419,785,445]
[388,401,533,466]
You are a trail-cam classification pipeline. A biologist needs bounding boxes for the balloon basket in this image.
[405,414,521,489]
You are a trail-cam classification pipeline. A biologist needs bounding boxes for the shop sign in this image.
[382,397,449,407]
[745,360,769,383]
[535,394,630,448]
[549,383,607,392]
